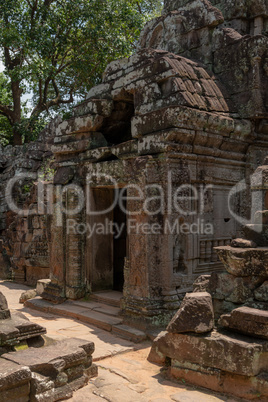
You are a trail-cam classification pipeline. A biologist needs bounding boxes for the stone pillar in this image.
[46,185,66,301]
[251,56,265,116]
[65,187,86,299]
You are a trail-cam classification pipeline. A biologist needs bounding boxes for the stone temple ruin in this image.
[0,0,267,399]
[0,0,267,326]
[148,158,268,399]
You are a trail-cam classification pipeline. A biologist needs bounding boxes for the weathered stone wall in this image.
[0,118,58,285]
[139,0,268,120]
[148,157,268,398]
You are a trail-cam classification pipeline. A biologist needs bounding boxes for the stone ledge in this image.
[219,307,268,340]
[148,330,268,376]
[0,311,46,347]
[0,359,31,392]
[215,246,268,277]
[168,364,268,401]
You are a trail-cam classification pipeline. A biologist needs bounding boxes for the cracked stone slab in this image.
[2,338,95,374]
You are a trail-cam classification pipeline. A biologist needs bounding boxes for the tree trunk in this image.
[13,127,22,145]
[11,81,22,145]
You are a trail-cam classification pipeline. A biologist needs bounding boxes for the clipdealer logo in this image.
[5,169,263,236]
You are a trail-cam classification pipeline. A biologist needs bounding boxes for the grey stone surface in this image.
[0,291,10,320]
[167,292,214,334]
[149,330,268,376]
[0,359,31,401]
[231,238,257,248]
[218,306,268,340]
[2,338,94,369]
[216,246,268,278]
[19,289,37,304]
[254,281,268,302]
[1,338,97,401]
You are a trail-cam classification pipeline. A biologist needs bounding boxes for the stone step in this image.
[69,300,121,317]
[25,298,123,332]
[90,291,122,308]
[25,297,147,343]
[24,297,57,313]
[112,324,147,343]
[53,307,123,332]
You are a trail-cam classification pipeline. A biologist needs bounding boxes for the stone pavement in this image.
[0,281,241,401]
[0,280,136,361]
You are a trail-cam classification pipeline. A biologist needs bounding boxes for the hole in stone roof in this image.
[99,154,119,162]
[102,99,134,146]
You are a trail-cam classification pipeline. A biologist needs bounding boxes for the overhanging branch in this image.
[0,104,14,122]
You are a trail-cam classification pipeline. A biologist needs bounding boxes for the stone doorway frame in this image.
[85,186,128,294]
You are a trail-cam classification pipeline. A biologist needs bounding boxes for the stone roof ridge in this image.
[138,1,224,50]
[84,48,231,116]
[163,0,268,20]
[162,0,223,19]
[104,48,211,79]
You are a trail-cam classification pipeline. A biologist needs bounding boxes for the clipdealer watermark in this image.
[66,217,214,238]
[4,169,265,236]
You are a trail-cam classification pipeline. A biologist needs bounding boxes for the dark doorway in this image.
[113,194,127,291]
[89,187,127,292]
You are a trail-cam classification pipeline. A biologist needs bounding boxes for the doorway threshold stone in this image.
[90,291,123,307]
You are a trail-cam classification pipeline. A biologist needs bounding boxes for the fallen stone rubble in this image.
[0,290,97,401]
[148,159,268,400]
[0,338,97,401]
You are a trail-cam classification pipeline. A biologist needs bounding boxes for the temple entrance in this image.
[87,187,127,292]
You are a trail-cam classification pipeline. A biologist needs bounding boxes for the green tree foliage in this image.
[0,72,13,145]
[0,0,162,145]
